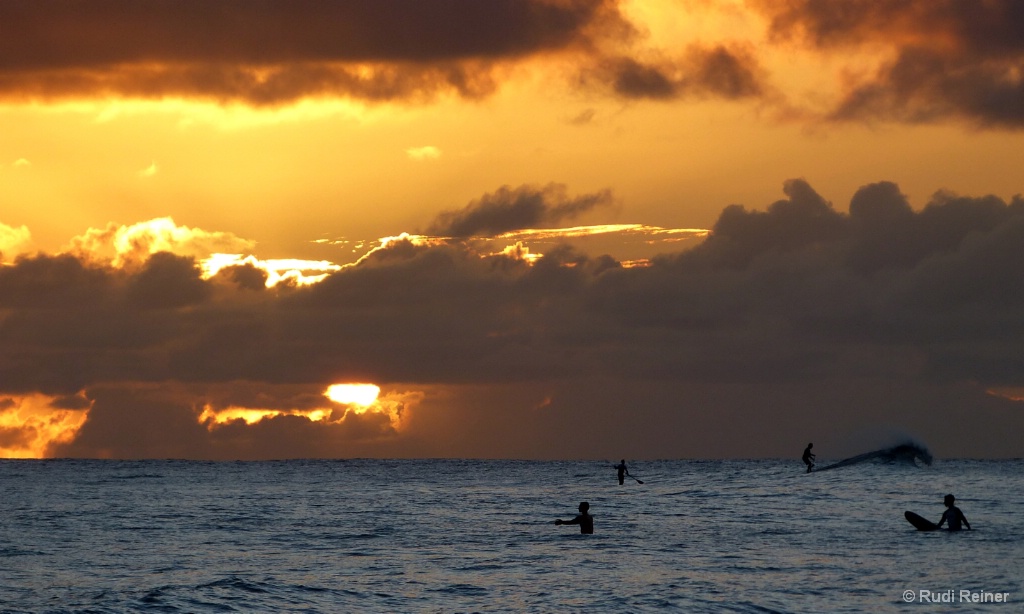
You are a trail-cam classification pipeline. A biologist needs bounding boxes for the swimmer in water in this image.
[555,502,594,534]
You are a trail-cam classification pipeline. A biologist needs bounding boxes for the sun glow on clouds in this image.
[496,224,709,242]
[325,383,413,429]
[987,388,1024,403]
[61,218,340,287]
[198,405,333,426]
[490,242,542,264]
[0,394,91,459]
[53,218,709,291]
[0,221,33,262]
[198,384,416,432]
[68,217,254,268]
[201,253,342,287]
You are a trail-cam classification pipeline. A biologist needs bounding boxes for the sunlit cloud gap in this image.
[496,224,709,241]
[197,385,416,433]
[68,217,254,268]
[489,242,542,264]
[197,224,709,285]
[60,219,706,288]
[0,394,91,459]
[198,406,333,427]
[201,253,342,287]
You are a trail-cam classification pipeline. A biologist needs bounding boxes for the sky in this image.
[1,0,1023,460]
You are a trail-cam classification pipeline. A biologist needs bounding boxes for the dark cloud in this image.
[0,0,632,104]
[50,393,92,410]
[0,61,507,105]
[5,179,1024,458]
[756,0,1024,127]
[126,252,210,310]
[3,0,1018,123]
[589,44,766,100]
[0,1,776,107]
[1,0,615,68]
[212,262,268,291]
[426,183,614,237]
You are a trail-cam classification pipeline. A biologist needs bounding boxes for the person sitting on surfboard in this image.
[615,460,630,485]
[802,443,815,473]
[555,502,594,534]
[936,494,971,531]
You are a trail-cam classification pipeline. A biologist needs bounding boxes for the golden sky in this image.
[2,0,1024,460]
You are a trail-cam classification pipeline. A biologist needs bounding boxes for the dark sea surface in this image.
[1,457,1021,613]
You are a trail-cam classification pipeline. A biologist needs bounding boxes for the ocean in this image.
[1,454,1021,613]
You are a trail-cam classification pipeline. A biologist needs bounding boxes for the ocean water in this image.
[1,456,1021,613]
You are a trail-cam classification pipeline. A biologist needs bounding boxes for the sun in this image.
[325,383,381,407]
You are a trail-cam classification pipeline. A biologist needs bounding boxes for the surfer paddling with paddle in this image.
[555,502,594,534]
[615,460,629,485]
[936,494,971,531]
[615,460,642,485]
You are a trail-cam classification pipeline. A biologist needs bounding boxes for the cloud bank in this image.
[0,0,635,104]
[4,0,1019,130]
[2,179,1024,459]
[757,0,1024,127]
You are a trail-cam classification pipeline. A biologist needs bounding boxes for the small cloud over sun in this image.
[138,161,158,178]
[406,146,441,161]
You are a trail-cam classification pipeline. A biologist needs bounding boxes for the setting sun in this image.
[326,383,381,407]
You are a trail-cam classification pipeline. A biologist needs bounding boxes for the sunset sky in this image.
[2,0,1023,460]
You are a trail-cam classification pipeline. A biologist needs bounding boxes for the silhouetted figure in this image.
[615,459,630,485]
[936,494,971,531]
[555,501,594,534]
[802,443,815,473]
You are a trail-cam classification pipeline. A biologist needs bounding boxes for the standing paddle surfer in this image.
[615,459,630,485]
[802,443,815,473]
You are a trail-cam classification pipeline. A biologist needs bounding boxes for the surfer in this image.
[555,502,594,534]
[936,494,971,531]
[615,459,630,485]
[802,443,815,473]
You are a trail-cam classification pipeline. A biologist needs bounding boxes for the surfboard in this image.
[905,510,939,531]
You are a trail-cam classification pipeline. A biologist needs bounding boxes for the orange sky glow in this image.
[2,0,1023,460]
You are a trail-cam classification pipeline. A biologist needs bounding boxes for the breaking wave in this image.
[814,442,933,472]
